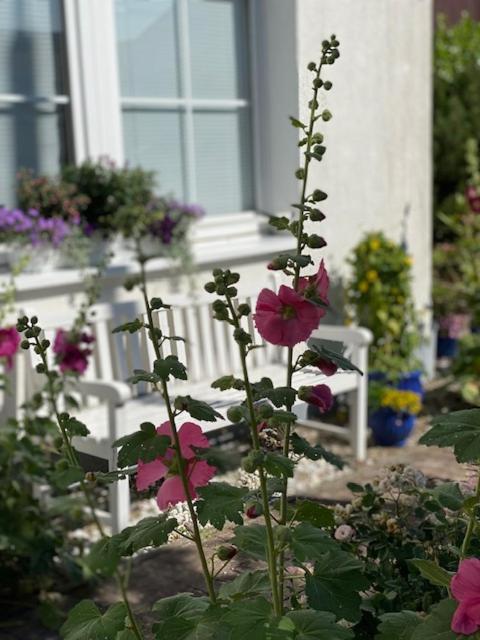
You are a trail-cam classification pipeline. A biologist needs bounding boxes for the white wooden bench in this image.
[8,292,371,532]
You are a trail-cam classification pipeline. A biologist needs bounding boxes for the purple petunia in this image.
[0,207,74,247]
[147,198,205,246]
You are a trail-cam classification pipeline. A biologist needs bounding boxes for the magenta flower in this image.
[298,384,333,412]
[136,421,216,510]
[312,355,338,377]
[0,327,20,370]
[451,558,480,635]
[297,259,330,310]
[466,186,480,213]
[53,329,94,375]
[254,285,322,347]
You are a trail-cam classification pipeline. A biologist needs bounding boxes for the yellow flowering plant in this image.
[346,231,421,375]
[368,382,422,415]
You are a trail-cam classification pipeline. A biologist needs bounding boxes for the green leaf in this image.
[176,395,224,422]
[84,537,121,577]
[64,416,90,437]
[291,522,336,562]
[60,601,127,640]
[232,525,268,560]
[154,355,188,381]
[127,368,161,385]
[52,465,85,490]
[409,559,452,588]
[290,433,345,469]
[152,593,210,640]
[211,375,236,391]
[269,216,291,231]
[289,116,306,129]
[265,387,297,408]
[294,501,335,528]
[410,599,457,640]
[112,516,177,556]
[113,424,170,467]
[375,611,421,640]
[305,549,369,622]
[116,631,137,640]
[263,452,295,478]
[195,483,248,530]
[112,319,144,334]
[219,571,271,601]
[309,338,363,375]
[346,482,364,493]
[419,409,480,462]
[268,410,297,427]
[285,610,354,640]
[221,597,275,640]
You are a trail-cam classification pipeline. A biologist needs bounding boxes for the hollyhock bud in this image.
[298,384,333,412]
[312,189,328,202]
[217,545,238,561]
[246,504,261,519]
[267,255,289,271]
[309,209,326,221]
[306,234,327,249]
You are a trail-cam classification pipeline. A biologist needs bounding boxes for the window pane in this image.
[0,0,67,96]
[0,103,69,206]
[116,0,180,98]
[193,109,253,214]
[188,0,249,100]
[122,108,186,198]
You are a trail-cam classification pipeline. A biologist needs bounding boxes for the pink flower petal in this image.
[452,558,480,602]
[177,422,210,459]
[452,600,480,635]
[188,459,216,488]
[136,458,168,491]
[156,475,192,509]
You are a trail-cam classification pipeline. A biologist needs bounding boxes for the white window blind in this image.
[115,0,254,215]
[0,0,70,207]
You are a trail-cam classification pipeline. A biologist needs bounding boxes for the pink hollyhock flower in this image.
[298,384,333,412]
[53,329,94,374]
[0,326,20,370]
[466,186,480,213]
[136,421,216,510]
[451,558,480,635]
[254,285,322,347]
[297,259,330,309]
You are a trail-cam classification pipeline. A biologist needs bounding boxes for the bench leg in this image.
[348,386,368,462]
[108,448,130,534]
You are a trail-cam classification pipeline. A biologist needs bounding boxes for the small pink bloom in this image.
[466,186,480,213]
[0,326,20,370]
[136,421,216,510]
[313,356,338,377]
[254,285,322,347]
[297,259,330,309]
[298,384,333,412]
[53,329,94,375]
[451,558,480,634]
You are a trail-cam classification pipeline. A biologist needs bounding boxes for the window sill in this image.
[5,215,294,301]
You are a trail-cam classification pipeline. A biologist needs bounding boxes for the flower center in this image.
[281,305,297,320]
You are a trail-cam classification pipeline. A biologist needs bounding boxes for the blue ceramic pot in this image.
[369,408,416,446]
[369,370,423,398]
[436,336,458,358]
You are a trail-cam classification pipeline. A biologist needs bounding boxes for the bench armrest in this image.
[76,379,131,405]
[310,324,373,347]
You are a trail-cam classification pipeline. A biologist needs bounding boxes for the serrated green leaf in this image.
[289,116,306,129]
[291,522,337,562]
[52,465,85,490]
[305,549,369,622]
[269,216,291,231]
[431,482,464,511]
[64,416,90,437]
[60,601,126,640]
[211,375,236,391]
[112,319,144,334]
[410,599,457,640]
[176,395,224,422]
[195,483,248,530]
[232,525,268,560]
[219,571,271,601]
[308,338,363,375]
[294,501,335,528]
[221,597,275,640]
[152,593,210,640]
[265,387,297,408]
[268,410,297,427]
[409,559,452,588]
[375,611,421,640]
[127,369,161,385]
[263,452,295,478]
[290,432,345,469]
[113,427,170,467]
[285,610,354,639]
[419,409,480,462]
[85,538,121,577]
[112,516,177,556]
[154,355,188,381]
[116,631,137,640]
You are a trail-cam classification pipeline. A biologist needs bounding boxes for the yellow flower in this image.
[366,269,378,283]
[380,389,421,415]
[359,280,369,293]
[369,238,380,251]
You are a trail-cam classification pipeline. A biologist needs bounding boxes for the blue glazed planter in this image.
[436,336,458,358]
[369,408,416,447]
[369,370,423,398]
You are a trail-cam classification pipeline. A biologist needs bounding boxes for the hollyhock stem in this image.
[224,295,283,617]
[279,57,327,604]
[30,330,144,640]
[137,255,217,604]
[461,471,480,558]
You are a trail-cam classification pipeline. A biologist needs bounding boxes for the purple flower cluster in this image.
[0,207,73,248]
[148,198,205,245]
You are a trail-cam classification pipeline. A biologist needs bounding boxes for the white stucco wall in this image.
[296,0,433,318]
